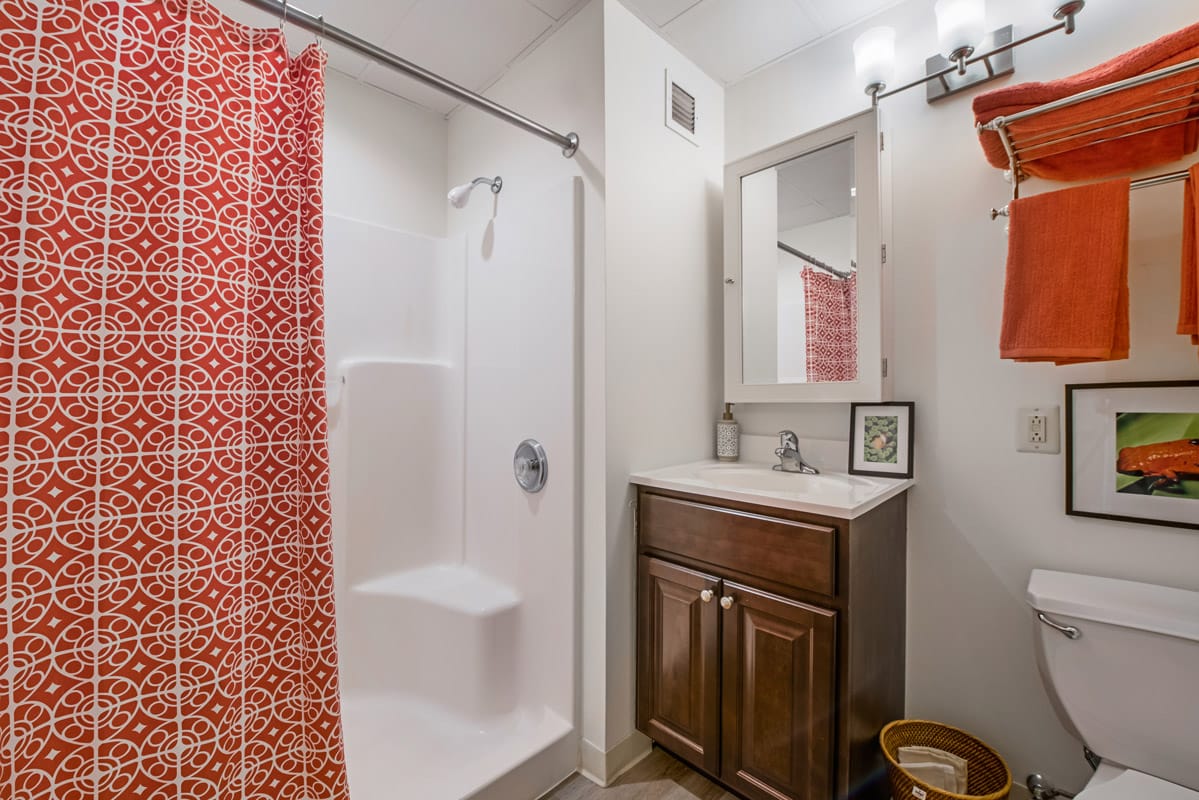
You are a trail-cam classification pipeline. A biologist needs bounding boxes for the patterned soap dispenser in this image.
[716,403,739,462]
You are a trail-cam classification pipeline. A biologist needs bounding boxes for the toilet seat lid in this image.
[1080,770,1199,800]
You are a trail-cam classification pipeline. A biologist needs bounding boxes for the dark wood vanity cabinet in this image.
[637,557,722,774]
[636,487,907,800]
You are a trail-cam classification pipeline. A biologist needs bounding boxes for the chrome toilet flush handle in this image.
[1038,612,1081,640]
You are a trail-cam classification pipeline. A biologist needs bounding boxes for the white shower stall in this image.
[324,178,582,799]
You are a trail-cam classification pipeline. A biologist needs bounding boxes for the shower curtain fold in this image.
[0,2,348,798]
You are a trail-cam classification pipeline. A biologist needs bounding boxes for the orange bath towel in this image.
[1180,165,1199,350]
[1000,179,1131,364]
[974,22,1199,182]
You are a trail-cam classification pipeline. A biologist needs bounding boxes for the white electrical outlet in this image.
[1017,406,1061,454]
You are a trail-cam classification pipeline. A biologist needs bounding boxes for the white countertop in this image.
[629,459,913,519]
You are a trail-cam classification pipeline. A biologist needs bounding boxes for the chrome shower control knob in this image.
[700,589,714,603]
[513,439,548,493]
[720,596,734,610]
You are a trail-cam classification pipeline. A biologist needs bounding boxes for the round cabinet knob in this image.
[700,589,714,603]
[720,596,734,610]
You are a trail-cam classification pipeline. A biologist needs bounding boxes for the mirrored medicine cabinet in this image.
[724,109,891,404]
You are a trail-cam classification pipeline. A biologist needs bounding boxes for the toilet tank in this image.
[1027,570,1199,791]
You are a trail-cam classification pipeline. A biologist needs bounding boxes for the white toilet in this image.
[1027,569,1199,800]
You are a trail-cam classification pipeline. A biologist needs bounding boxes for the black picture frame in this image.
[848,402,915,479]
[1066,380,1199,531]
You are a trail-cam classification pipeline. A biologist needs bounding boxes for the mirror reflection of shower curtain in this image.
[0,3,347,798]
[802,268,859,382]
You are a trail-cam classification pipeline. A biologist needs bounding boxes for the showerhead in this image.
[447,183,473,209]
[448,176,503,208]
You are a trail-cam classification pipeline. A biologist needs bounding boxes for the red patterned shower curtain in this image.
[0,2,347,798]
[802,267,859,383]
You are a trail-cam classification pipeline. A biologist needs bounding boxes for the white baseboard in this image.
[578,731,652,787]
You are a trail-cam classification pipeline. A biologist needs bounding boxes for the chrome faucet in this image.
[774,430,819,474]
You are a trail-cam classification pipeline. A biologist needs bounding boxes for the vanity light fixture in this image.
[853,27,897,99]
[934,0,987,69]
[854,0,1085,105]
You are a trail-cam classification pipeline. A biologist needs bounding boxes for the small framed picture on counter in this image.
[1067,380,1199,531]
[849,402,914,479]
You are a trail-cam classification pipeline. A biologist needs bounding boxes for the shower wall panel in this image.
[325,216,466,587]
[463,178,582,724]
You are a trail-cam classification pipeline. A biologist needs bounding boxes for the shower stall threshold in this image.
[341,691,573,800]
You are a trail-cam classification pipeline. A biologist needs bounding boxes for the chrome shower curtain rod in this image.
[238,0,580,158]
[777,241,854,280]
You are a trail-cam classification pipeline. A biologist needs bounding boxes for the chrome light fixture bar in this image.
[239,0,580,158]
[855,1,1085,106]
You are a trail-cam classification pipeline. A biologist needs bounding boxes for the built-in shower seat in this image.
[339,563,522,719]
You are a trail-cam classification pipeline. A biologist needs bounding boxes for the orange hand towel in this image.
[1180,165,1199,350]
[1000,179,1131,364]
[974,22,1199,182]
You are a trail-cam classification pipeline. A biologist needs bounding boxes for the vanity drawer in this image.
[639,493,836,597]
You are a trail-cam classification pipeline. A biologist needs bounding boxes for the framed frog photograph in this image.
[1067,381,1199,530]
[849,402,915,479]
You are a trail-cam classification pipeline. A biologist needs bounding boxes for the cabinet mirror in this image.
[724,110,888,403]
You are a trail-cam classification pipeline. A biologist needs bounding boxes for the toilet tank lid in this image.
[1027,570,1199,643]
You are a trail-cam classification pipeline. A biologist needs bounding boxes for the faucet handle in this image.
[778,430,799,448]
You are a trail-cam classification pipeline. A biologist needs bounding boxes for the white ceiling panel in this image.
[286,0,419,77]
[524,0,588,21]
[623,0,703,26]
[381,0,553,93]
[205,0,904,115]
[621,0,901,85]
[281,0,419,43]
[358,66,462,115]
[794,0,901,35]
[662,0,822,84]
[777,138,854,229]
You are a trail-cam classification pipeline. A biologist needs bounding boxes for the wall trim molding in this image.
[578,731,653,786]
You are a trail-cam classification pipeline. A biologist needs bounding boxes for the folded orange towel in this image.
[974,22,1199,181]
[1180,165,1199,350]
[1000,179,1131,364]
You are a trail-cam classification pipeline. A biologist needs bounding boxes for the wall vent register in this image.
[665,70,699,144]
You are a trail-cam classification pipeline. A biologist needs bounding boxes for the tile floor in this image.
[542,748,736,799]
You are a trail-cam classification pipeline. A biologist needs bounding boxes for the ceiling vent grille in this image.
[665,70,699,145]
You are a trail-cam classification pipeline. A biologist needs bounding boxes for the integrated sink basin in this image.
[629,460,913,519]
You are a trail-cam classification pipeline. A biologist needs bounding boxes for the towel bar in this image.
[989,167,1191,220]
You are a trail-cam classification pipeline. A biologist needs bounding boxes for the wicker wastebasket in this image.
[880,720,1012,800]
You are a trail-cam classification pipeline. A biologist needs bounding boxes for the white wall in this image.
[597,0,725,775]
[727,0,1199,791]
[446,0,606,781]
[325,71,449,237]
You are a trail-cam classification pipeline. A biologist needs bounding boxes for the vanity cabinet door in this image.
[637,556,722,775]
[720,582,836,800]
